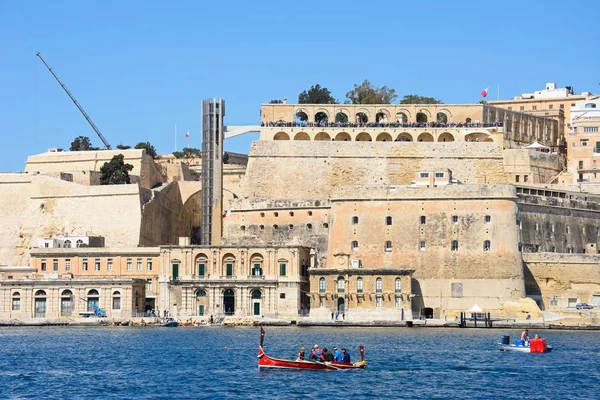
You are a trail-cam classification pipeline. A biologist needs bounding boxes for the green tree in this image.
[399,94,444,104]
[135,141,157,159]
[298,84,338,104]
[99,154,133,185]
[70,135,93,151]
[116,144,131,150]
[345,80,397,104]
[173,147,201,159]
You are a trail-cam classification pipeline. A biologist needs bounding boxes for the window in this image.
[252,263,262,276]
[107,259,113,272]
[584,103,597,109]
[376,297,382,307]
[551,224,555,233]
[451,283,463,298]
[395,278,401,293]
[82,259,88,272]
[280,293,286,299]
[395,296,402,307]
[126,259,132,271]
[451,240,459,252]
[289,211,294,216]
[420,241,426,251]
[560,104,564,109]
[259,225,265,231]
[532,106,537,110]
[516,175,520,182]
[420,172,429,178]
[352,216,359,224]
[386,216,392,225]
[319,278,326,293]
[226,263,233,277]
[337,277,345,293]
[581,139,589,146]
[307,223,312,230]
[260,212,265,217]
[323,223,329,229]
[12,292,20,311]
[308,211,313,216]
[274,212,279,217]
[95,259,101,272]
[64,240,71,248]
[385,241,392,251]
[76,239,84,247]
[420,216,426,224]
[279,263,287,276]
[566,226,570,234]
[136,259,142,271]
[112,291,121,310]
[198,263,205,277]
[357,278,363,293]
[584,127,599,133]
[452,215,458,224]
[288,224,294,230]
[376,278,382,293]
[519,106,524,111]
[147,260,153,271]
[549,105,553,109]
[483,240,491,251]
[146,279,153,292]
[65,259,71,272]
[50,259,58,271]
[485,215,491,224]
[435,172,444,178]
[41,260,47,272]
[535,223,539,232]
[551,246,556,252]
[351,241,358,251]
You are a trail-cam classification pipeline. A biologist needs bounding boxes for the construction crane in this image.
[36,52,112,150]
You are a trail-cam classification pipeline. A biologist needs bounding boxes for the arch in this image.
[356,277,364,293]
[417,132,434,142]
[34,290,47,317]
[337,297,345,313]
[423,307,434,319]
[319,277,326,293]
[355,111,369,123]
[375,277,383,293]
[335,132,351,141]
[437,132,455,142]
[250,253,264,276]
[250,289,262,315]
[335,111,349,123]
[223,289,235,315]
[196,289,207,297]
[64,240,71,248]
[61,289,73,297]
[294,109,309,122]
[416,112,428,123]
[35,290,47,297]
[396,132,413,142]
[12,291,21,297]
[113,290,121,296]
[376,109,390,123]
[356,132,372,142]
[273,132,290,140]
[396,110,411,123]
[60,289,73,317]
[88,289,99,296]
[436,112,448,124]
[251,289,262,299]
[76,239,84,247]
[294,132,310,141]
[466,117,472,124]
[314,111,329,123]
[11,291,20,311]
[376,132,393,142]
[314,132,331,141]
[465,132,491,142]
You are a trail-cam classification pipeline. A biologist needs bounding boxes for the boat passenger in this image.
[334,347,343,362]
[310,345,321,361]
[341,348,351,363]
[321,347,334,362]
[520,329,529,341]
[534,334,540,339]
[297,346,306,361]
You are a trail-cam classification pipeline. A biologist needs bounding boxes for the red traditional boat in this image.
[257,327,367,371]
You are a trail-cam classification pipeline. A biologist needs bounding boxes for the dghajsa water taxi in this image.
[499,335,553,353]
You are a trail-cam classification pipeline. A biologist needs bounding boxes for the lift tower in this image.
[36,52,112,150]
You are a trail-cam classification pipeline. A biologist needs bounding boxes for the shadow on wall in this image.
[411,279,424,313]
[522,263,544,310]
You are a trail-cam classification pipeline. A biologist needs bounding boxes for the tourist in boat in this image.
[321,347,334,362]
[296,346,306,361]
[310,345,321,361]
[342,348,351,363]
[520,329,529,341]
[334,347,343,362]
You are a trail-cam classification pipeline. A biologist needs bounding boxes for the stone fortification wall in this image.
[502,149,563,184]
[0,174,146,267]
[240,141,509,201]
[523,253,600,310]
[25,149,162,189]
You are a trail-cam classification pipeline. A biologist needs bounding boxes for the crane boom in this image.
[36,52,112,150]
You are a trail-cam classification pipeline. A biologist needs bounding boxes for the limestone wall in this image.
[0,174,145,267]
[523,253,600,310]
[502,149,563,184]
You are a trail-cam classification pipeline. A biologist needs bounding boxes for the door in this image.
[198,305,205,316]
[35,299,46,318]
[337,297,345,313]
[61,298,72,316]
[253,302,260,316]
[172,264,179,280]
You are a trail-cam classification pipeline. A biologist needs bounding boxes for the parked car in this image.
[575,303,594,310]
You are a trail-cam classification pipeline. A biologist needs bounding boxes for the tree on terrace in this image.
[399,94,444,104]
[345,80,397,104]
[70,135,96,151]
[298,84,338,104]
[135,141,157,159]
[99,154,133,185]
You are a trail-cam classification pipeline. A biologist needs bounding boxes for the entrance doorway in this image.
[34,290,47,318]
[337,297,345,313]
[61,290,73,317]
[251,289,262,316]
[87,289,99,312]
[223,289,235,315]
[423,307,434,319]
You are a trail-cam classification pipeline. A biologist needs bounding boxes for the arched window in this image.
[376,278,383,293]
[357,278,363,293]
[251,289,262,299]
[585,103,597,109]
[483,240,491,251]
[352,216,359,224]
[12,292,20,311]
[112,290,121,310]
[337,276,345,293]
[451,240,459,252]
[319,278,326,293]
[64,240,71,248]
[395,278,402,293]
[35,290,47,297]
[351,241,358,251]
[34,290,47,317]
[87,289,100,312]
[76,239,84,247]
[386,216,392,225]
[196,289,207,297]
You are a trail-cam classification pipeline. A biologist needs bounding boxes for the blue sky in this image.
[1,0,598,171]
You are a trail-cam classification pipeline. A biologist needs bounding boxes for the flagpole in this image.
[497,84,500,100]
[174,123,177,152]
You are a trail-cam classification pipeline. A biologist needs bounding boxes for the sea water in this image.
[0,326,598,399]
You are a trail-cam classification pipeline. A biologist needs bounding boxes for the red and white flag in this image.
[222,208,231,218]
[481,87,489,97]
[185,131,190,138]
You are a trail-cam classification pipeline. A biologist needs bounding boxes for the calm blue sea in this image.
[0,326,598,399]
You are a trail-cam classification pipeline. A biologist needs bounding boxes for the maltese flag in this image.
[222,208,231,218]
[185,131,190,138]
[481,87,489,98]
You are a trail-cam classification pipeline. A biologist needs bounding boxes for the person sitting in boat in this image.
[341,348,351,363]
[310,345,321,361]
[333,347,343,362]
[296,346,306,361]
[520,329,529,341]
[320,347,334,362]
